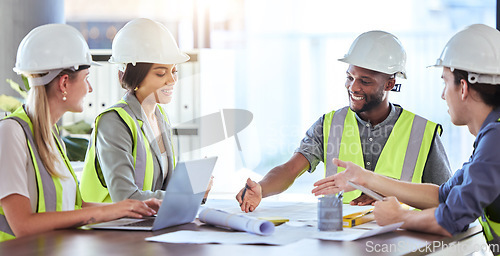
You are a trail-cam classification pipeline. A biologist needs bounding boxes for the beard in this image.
[349,87,385,114]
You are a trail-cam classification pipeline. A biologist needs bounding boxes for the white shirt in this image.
[0,119,76,211]
[142,107,169,181]
[161,151,169,180]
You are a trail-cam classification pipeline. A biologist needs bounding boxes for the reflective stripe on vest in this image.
[323,106,440,203]
[480,213,500,252]
[115,103,150,190]
[0,108,82,241]
[80,101,156,203]
[0,204,14,241]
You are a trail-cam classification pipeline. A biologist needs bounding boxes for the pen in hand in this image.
[240,183,250,205]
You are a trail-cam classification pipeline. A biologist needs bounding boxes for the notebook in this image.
[84,156,218,231]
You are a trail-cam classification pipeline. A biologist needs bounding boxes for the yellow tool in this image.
[258,216,290,226]
[343,209,375,228]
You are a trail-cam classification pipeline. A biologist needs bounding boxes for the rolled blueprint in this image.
[198,208,275,236]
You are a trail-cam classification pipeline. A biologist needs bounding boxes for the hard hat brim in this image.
[339,58,407,79]
[108,53,190,65]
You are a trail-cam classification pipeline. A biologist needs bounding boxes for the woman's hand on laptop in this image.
[96,199,157,222]
[143,198,162,212]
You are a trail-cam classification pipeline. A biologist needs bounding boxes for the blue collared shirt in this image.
[436,107,500,234]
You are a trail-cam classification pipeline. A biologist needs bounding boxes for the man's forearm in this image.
[259,165,297,197]
[259,153,310,198]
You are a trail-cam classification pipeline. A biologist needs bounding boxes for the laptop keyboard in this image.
[123,218,155,227]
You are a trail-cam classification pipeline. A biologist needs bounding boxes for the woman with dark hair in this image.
[312,24,500,251]
[0,24,159,242]
[80,18,198,203]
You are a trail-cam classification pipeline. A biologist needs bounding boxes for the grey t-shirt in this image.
[295,104,452,185]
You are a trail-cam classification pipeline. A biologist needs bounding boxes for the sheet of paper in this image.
[145,222,402,245]
[201,199,373,223]
[143,200,399,245]
[312,222,403,241]
[145,226,308,245]
[201,200,316,221]
[198,208,275,236]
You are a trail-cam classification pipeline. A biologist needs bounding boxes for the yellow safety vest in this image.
[80,100,174,203]
[0,107,82,242]
[323,106,441,203]
[479,214,500,254]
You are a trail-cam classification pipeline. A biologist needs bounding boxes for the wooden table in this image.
[0,219,488,256]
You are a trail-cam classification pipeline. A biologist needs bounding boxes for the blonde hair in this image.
[24,69,77,178]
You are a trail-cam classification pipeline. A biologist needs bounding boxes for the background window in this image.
[65,0,496,200]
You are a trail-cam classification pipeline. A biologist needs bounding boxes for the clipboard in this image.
[347,181,384,201]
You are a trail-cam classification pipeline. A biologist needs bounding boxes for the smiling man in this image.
[236,31,452,211]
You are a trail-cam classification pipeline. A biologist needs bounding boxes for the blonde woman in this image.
[0,24,159,242]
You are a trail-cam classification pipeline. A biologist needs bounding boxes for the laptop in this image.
[85,156,218,231]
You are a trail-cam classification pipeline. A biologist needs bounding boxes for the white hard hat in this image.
[431,24,500,85]
[339,31,407,79]
[109,18,190,66]
[14,24,98,86]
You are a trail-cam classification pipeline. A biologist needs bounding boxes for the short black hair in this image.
[452,69,500,108]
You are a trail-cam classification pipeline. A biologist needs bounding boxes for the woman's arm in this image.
[1,194,156,238]
[81,198,161,212]
[374,196,451,237]
[312,159,440,209]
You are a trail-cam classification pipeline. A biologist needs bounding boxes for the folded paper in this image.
[199,208,275,236]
